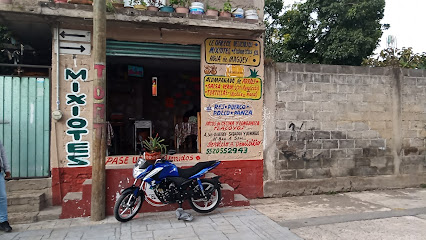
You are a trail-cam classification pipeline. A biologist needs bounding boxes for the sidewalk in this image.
[0,207,300,240]
[252,187,426,240]
[2,188,426,240]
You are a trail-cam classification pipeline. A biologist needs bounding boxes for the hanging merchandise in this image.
[152,77,157,96]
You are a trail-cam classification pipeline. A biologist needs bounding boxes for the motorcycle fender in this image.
[209,176,222,189]
[121,186,145,197]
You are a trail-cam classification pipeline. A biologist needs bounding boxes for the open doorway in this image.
[106,56,201,156]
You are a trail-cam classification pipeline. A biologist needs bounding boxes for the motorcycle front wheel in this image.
[189,179,221,213]
[114,189,143,222]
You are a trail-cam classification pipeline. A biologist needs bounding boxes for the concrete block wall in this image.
[263,63,426,197]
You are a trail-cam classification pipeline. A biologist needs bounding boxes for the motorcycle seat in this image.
[177,161,218,179]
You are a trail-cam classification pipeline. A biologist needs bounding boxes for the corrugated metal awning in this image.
[106,40,201,60]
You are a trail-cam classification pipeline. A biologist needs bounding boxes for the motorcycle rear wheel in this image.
[189,179,221,213]
[114,190,143,222]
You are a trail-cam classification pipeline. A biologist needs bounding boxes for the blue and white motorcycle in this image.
[114,152,222,222]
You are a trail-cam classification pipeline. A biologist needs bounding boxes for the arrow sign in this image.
[61,45,86,53]
[55,29,91,42]
[59,42,91,55]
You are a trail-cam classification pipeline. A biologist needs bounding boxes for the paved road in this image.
[0,207,301,240]
[252,188,426,240]
[3,188,426,240]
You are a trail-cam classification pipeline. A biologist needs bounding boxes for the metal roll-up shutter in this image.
[106,40,201,60]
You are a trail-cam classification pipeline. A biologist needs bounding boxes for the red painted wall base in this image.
[54,160,263,218]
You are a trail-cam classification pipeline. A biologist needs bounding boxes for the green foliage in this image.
[170,0,187,7]
[362,48,426,69]
[143,135,167,153]
[206,4,218,11]
[223,0,231,12]
[421,184,426,188]
[106,1,115,12]
[265,0,386,66]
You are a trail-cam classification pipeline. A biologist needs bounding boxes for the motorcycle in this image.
[113,152,222,222]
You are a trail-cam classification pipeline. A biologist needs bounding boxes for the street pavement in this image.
[1,188,426,239]
[252,187,426,240]
[0,207,300,240]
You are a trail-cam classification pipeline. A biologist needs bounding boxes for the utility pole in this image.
[91,0,107,221]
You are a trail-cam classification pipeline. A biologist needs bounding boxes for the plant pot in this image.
[206,9,218,16]
[219,11,231,17]
[175,6,189,14]
[134,4,147,10]
[147,6,159,11]
[112,3,124,8]
[0,0,12,4]
[67,0,93,4]
[160,6,174,12]
[145,152,161,161]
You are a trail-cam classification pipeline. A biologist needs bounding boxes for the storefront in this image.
[50,18,264,217]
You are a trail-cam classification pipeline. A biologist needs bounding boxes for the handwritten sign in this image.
[205,39,261,66]
[204,76,262,100]
[205,101,253,121]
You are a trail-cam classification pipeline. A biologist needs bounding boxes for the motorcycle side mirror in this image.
[168,150,177,155]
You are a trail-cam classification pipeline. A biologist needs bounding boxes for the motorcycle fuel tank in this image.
[156,161,179,180]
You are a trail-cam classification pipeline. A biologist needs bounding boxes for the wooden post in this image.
[91,0,107,221]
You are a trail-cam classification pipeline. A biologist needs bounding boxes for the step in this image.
[61,192,90,219]
[233,193,250,207]
[63,192,82,202]
[82,179,92,201]
[8,211,38,224]
[37,206,62,222]
[6,178,51,193]
[7,191,45,207]
[205,172,218,178]
[7,206,62,224]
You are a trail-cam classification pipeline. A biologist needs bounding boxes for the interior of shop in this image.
[106,56,201,156]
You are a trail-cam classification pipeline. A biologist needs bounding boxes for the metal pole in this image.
[91,0,107,221]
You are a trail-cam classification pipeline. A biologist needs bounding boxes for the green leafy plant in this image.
[106,0,115,12]
[143,135,167,153]
[206,4,218,11]
[170,0,188,7]
[222,0,231,12]
[363,47,426,69]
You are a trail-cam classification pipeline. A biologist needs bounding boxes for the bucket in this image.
[190,1,204,9]
[231,8,244,18]
[245,9,257,16]
[189,6,204,14]
[123,0,132,7]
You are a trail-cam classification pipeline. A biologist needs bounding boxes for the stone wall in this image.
[264,63,426,197]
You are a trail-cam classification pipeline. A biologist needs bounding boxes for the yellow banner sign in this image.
[205,39,261,66]
[226,65,244,77]
[204,76,262,100]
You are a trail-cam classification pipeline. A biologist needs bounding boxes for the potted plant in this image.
[142,134,167,160]
[219,0,231,17]
[160,0,174,12]
[133,0,147,10]
[170,0,189,14]
[147,0,162,11]
[205,4,218,16]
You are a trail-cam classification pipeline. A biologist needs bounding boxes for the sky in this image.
[284,0,426,54]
